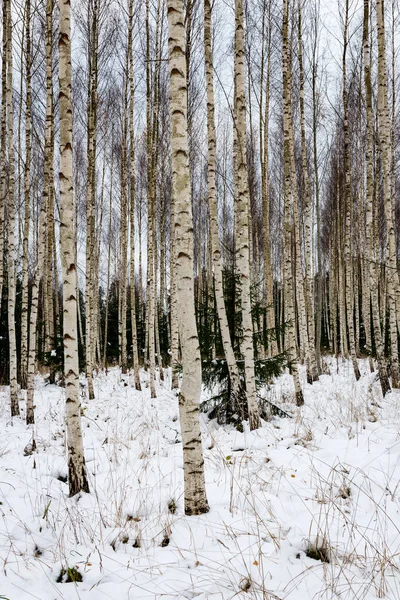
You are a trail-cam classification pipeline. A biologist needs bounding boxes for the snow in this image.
[1,359,400,599]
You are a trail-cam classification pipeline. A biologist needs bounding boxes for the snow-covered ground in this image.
[1,359,400,599]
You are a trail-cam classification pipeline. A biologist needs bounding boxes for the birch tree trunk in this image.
[167,0,209,515]
[44,65,56,380]
[363,0,390,396]
[26,0,54,424]
[279,1,315,385]
[261,0,277,358]
[5,0,19,417]
[145,0,158,397]
[26,192,47,425]
[204,0,245,417]
[128,0,141,390]
[120,69,129,376]
[342,0,361,381]
[103,138,113,370]
[20,0,32,390]
[59,0,89,496]
[170,205,180,389]
[312,11,323,374]
[376,0,399,388]
[85,0,99,397]
[234,0,260,429]
[298,0,318,382]
[391,0,400,337]
[282,0,304,406]
[0,0,8,334]
[45,0,56,385]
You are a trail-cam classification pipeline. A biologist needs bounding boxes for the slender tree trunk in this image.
[44,51,56,370]
[298,0,318,382]
[128,0,141,390]
[42,0,54,368]
[342,0,361,380]
[234,0,260,429]
[391,0,400,337]
[5,0,19,417]
[26,0,54,423]
[0,0,8,332]
[260,0,277,358]
[166,0,209,515]
[376,0,399,387]
[85,0,99,397]
[145,0,157,397]
[120,69,129,376]
[59,0,89,496]
[281,8,313,382]
[26,192,47,425]
[204,0,244,417]
[103,143,113,370]
[170,197,180,389]
[20,0,32,390]
[45,86,55,377]
[204,0,245,411]
[363,0,390,396]
[312,20,323,374]
[282,0,303,406]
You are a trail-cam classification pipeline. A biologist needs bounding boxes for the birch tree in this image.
[26,0,54,424]
[234,0,260,429]
[376,0,399,388]
[204,0,245,417]
[59,0,90,496]
[363,0,391,396]
[128,0,141,390]
[282,0,304,406]
[166,0,209,515]
[5,0,19,417]
[342,0,361,381]
[20,0,32,391]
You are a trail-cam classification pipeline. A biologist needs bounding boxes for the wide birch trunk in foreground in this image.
[59,0,89,497]
[166,0,209,516]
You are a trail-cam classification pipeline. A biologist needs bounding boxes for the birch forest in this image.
[1,0,400,597]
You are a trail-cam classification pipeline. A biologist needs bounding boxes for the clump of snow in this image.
[0,358,400,599]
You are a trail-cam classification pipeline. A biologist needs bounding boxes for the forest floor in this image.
[1,359,400,599]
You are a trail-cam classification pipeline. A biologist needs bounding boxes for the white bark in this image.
[167,0,209,515]
[5,0,19,417]
[59,0,90,496]
[282,0,304,406]
[376,0,399,388]
[234,0,260,429]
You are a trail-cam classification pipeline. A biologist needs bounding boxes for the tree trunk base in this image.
[184,500,209,516]
[134,371,141,391]
[295,390,304,406]
[26,410,35,425]
[248,409,261,431]
[379,371,391,397]
[352,359,361,381]
[11,402,20,417]
[68,460,90,497]
[87,376,95,400]
[391,361,399,389]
